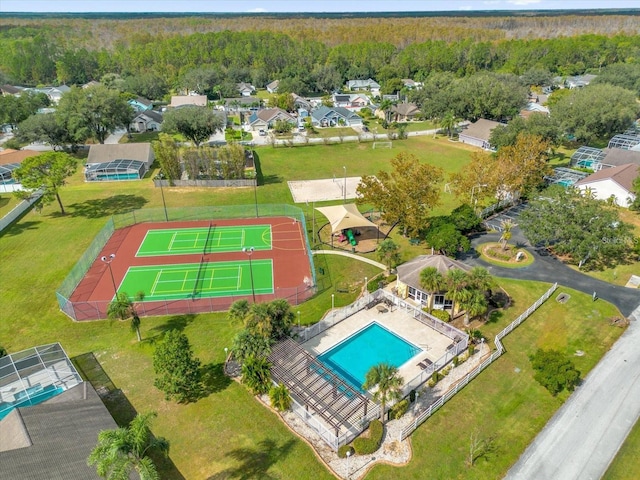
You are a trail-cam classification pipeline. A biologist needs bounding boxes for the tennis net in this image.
[203,222,214,254]
[191,254,207,299]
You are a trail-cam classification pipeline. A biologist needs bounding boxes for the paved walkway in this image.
[505,305,640,480]
[311,249,386,270]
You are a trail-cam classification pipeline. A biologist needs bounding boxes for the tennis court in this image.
[136,224,272,257]
[118,259,274,301]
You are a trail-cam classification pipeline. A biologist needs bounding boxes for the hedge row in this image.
[353,419,384,455]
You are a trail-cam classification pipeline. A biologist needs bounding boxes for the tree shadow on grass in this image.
[252,150,281,186]
[148,314,196,340]
[0,220,41,237]
[67,194,148,218]
[206,439,296,480]
[201,362,232,395]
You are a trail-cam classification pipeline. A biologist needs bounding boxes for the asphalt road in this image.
[504,305,640,480]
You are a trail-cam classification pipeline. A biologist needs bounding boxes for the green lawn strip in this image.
[476,242,535,269]
[0,193,22,216]
[602,415,640,480]
[367,278,623,480]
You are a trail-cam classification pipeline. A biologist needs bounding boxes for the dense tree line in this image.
[1,23,639,98]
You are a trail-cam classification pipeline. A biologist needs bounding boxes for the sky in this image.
[1,0,639,13]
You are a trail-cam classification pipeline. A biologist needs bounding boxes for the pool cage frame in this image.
[570,146,606,170]
[545,167,589,187]
[0,163,20,184]
[84,159,147,182]
[607,134,640,151]
[0,343,82,418]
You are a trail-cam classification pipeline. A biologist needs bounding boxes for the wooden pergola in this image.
[268,338,376,436]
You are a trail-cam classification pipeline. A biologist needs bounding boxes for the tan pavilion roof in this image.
[396,254,470,290]
[315,204,378,234]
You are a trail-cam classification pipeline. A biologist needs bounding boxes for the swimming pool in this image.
[0,384,65,420]
[318,322,421,392]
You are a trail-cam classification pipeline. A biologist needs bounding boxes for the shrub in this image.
[529,348,581,396]
[386,273,397,283]
[353,419,384,455]
[469,344,476,355]
[427,379,436,388]
[389,399,409,420]
[429,309,451,322]
[453,356,460,367]
[442,366,451,376]
[409,389,416,402]
[338,445,354,459]
[431,371,443,383]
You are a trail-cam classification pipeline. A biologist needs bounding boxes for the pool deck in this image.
[301,306,454,389]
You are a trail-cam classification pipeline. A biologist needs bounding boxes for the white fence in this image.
[400,283,558,440]
[154,178,256,188]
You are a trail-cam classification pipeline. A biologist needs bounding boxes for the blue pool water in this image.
[318,322,421,392]
[556,179,575,187]
[0,384,65,420]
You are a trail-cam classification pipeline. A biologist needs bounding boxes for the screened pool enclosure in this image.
[85,159,147,181]
[0,343,82,420]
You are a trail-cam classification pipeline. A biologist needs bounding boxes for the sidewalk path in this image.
[505,305,640,480]
[312,250,386,270]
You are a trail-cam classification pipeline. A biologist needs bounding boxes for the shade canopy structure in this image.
[315,204,378,234]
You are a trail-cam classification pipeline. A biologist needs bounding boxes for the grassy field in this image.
[367,280,624,480]
[0,137,631,479]
[602,416,640,480]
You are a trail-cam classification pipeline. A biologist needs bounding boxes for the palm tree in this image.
[419,267,445,312]
[269,383,292,411]
[241,355,272,395]
[107,291,145,342]
[88,411,169,480]
[440,111,457,138]
[445,269,470,317]
[227,299,250,323]
[459,289,489,327]
[467,267,494,296]
[363,363,404,423]
[499,219,517,251]
[379,98,394,123]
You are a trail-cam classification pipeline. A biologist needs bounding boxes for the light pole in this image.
[332,293,335,311]
[100,253,117,297]
[156,173,168,222]
[253,173,259,218]
[346,448,352,480]
[414,391,420,413]
[242,246,256,303]
[343,165,347,203]
[470,183,488,209]
[364,276,368,293]
[297,310,301,329]
[224,347,228,360]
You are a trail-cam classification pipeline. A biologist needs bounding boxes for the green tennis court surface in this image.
[118,260,274,301]
[136,225,272,257]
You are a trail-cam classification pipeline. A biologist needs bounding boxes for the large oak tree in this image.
[357,152,443,237]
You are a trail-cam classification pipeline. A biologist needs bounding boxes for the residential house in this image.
[81,80,101,89]
[599,149,640,170]
[169,95,207,108]
[266,80,280,94]
[130,110,163,133]
[395,254,471,312]
[31,85,70,104]
[128,97,154,112]
[402,79,423,89]
[391,102,421,122]
[346,78,381,96]
[225,96,262,112]
[331,93,370,110]
[291,93,312,112]
[575,163,639,207]
[608,133,640,151]
[0,85,23,96]
[247,108,296,132]
[566,74,597,89]
[236,82,256,97]
[519,104,550,119]
[458,119,503,150]
[0,149,42,192]
[382,94,399,102]
[0,345,118,480]
[310,106,363,128]
[85,143,154,181]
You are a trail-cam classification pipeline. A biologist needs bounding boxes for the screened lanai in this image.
[608,134,640,151]
[85,159,147,181]
[0,343,82,420]
[0,163,20,184]
[268,338,378,439]
[545,167,589,187]
[571,146,606,170]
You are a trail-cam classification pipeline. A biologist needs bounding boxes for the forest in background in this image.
[0,13,639,98]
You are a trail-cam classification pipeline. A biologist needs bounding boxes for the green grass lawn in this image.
[119,131,161,143]
[0,136,629,479]
[367,279,624,480]
[0,192,21,216]
[602,416,640,480]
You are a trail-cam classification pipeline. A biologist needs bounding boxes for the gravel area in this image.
[260,343,490,479]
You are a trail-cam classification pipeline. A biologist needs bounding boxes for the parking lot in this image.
[484,202,528,232]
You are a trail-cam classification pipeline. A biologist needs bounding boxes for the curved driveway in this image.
[460,227,640,480]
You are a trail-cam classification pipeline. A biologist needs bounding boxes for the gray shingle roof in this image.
[459,119,503,143]
[87,143,153,165]
[396,254,470,291]
[0,382,117,480]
